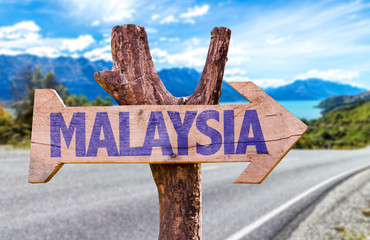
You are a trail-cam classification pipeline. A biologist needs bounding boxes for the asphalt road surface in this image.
[1,148,369,240]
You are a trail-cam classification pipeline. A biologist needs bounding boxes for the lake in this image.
[220,100,322,120]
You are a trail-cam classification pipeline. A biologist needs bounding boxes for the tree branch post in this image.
[94,24,231,240]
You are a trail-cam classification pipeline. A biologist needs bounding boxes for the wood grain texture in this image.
[94,24,231,240]
[29,82,307,183]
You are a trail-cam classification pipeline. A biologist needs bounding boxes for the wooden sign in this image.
[29,81,307,184]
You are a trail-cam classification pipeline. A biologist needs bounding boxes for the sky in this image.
[0,0,369,89]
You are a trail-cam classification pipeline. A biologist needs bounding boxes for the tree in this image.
[63,95,112,107]
[11,65,68,135]
[91,96,112,106]
[0,103,14,144]
[12,65,33,102]
[4,65,113,147]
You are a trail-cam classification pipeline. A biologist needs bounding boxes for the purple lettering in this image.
[119,112,146,156]
[196,110,222,155]
[86,112,119,157]
[236,110,268,154]
[142,111,173,156]
[50,112,86,157]
[224,110,235,155]
[168,111,197,155]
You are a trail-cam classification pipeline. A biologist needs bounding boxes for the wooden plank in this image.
[29,81,307,184]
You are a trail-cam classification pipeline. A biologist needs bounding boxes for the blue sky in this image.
[0,0,370,89]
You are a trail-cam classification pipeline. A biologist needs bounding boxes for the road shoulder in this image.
[287,168,370,240]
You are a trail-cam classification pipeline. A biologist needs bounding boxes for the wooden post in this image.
[94,24,231,240]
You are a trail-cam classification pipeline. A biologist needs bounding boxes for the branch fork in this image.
[94,24,231,240]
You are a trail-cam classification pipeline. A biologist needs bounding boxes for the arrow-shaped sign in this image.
[29,81,307,184]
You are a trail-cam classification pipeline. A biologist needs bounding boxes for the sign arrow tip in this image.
[28,156,63,183]
[227,81,308,184]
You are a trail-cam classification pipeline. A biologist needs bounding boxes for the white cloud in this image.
[0,48,23,56]
[224,76,288,88]
[223,67,287,88]
[228,54,251,66]
[151,47,208,68]
[103,11,135,22]
[70,53,80,58]
[224,75,251,82]
[91,20,100,26]
[251,78,288,88]
[159,37,180,42]
[151,5,210,25]
[99,34,111,44]
[166,48,207,67]
[60,0,136,23]
[180,4,209,19]
[145,27,158,33]
[150,36,248,73]
[61,35,95,52]
[227,41,251,66]
[151,48,168,59]
[224,67,247,76]
[295,69,359,82]
[0,21,40,40]
[226,0,370,89]
[0,21,97,59]
[160,15,178,24]
[179,4,210,24]
[26,46,60,58]
[183,19,196,24]
[83,45,111,61]
[266,35,292,45]
[151,14,160,20]
[169,38,180,42]
[187,37,200,45]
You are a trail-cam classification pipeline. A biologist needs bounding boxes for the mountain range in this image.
[0,54,367,104]
[265,78,366,100]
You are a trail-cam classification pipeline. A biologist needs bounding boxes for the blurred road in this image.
[0,148,369,240]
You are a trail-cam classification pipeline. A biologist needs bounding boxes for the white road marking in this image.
[225,163,370,240]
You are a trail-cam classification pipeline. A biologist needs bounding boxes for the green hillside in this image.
[296,101,370,149]
[317,91,370,115]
